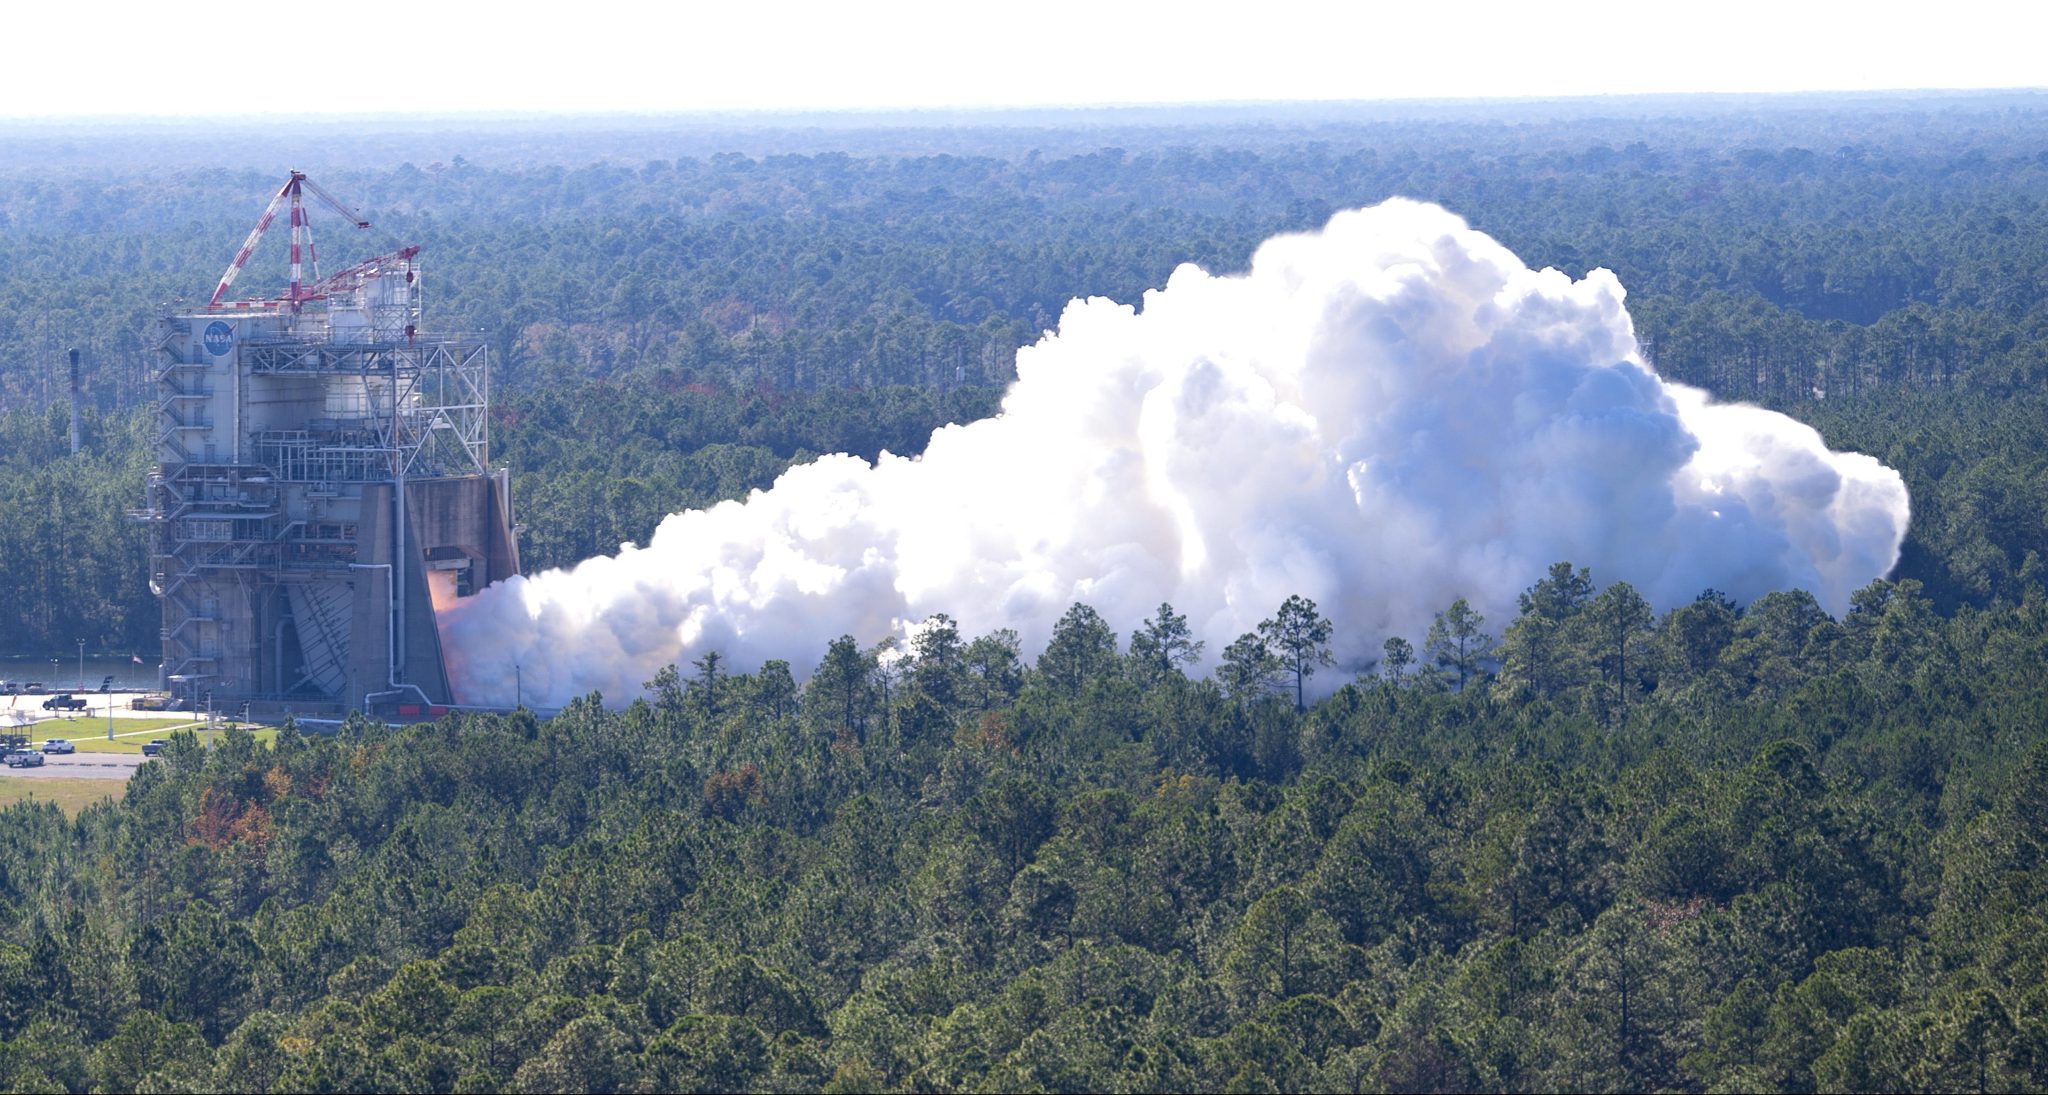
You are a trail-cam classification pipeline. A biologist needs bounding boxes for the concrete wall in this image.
[336,478,518,709]
[348,483,398,707]
[407,476,522,589]
[397,501,455,704]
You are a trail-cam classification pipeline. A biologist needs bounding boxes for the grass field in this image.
[15,720,279,755]
[47,716,202,733]
[78,725,276,754]
[0,778,121,817]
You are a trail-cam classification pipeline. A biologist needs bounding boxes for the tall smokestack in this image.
[67,348,81,456]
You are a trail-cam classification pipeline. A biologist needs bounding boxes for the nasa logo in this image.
[201,321,234,357]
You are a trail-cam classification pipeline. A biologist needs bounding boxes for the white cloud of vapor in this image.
[437,199,1910,708]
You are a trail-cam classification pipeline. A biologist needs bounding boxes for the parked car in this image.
[141,741,165,757]
[41,740,74,755]
[6,751,45,768]
[41,694,87,711]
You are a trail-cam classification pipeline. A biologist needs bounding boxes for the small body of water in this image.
[0,656,160,692]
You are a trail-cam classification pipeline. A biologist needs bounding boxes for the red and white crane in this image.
[207,169,419,312]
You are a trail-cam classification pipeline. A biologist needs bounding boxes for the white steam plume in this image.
[439,199,1909,709]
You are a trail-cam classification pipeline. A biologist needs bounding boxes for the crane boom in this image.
[206,169,414,312]
[207,174,297,308]
[297,174,374,230]
[288,178,305,304]
[305,245,423,298]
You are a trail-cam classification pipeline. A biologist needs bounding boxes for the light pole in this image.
[515,664,522,709]
[76,639,84,692]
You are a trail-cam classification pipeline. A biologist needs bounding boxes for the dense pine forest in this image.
[2,94,2048,1090]
[2,573,2046,1091]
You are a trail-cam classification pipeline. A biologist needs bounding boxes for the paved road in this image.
[1,754,150,781]
[2,691,175,722]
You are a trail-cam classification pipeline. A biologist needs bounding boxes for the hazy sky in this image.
[6,0,2040,118]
